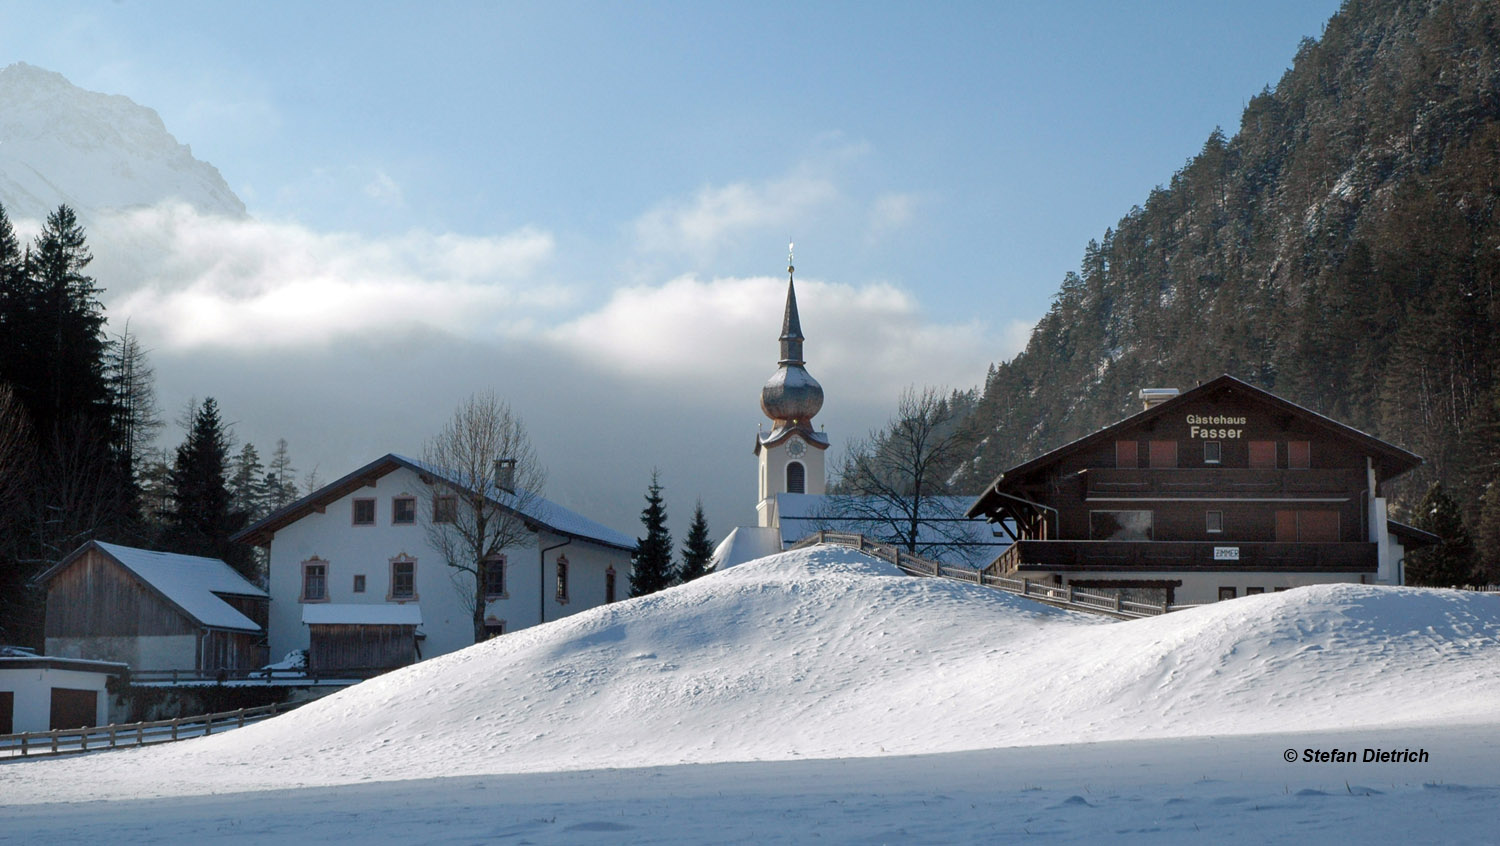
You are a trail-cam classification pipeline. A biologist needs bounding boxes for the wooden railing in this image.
[0,700,304,759]
[790,531,1173,620]
[131,665,399,684]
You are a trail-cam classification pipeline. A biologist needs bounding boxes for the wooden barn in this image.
[36,541,269,675]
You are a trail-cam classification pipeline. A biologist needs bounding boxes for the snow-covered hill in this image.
[6,545,1498,805]
[0,62,244,222]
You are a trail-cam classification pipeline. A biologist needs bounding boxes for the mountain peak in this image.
[0,63,246,221]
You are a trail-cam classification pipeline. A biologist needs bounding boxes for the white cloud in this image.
[868,192,918,238]
[548,274,998,400]
[362,170,404,207]
[634,176,838,258]
[95,202,559,350]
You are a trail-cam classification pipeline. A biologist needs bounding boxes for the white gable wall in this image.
[266,465,631,662]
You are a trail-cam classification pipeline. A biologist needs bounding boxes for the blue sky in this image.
[0,1,1344,536]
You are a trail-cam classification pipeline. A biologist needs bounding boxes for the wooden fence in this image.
[790,531,1179,620]
[0,700,303,759]
[130,665,398,684]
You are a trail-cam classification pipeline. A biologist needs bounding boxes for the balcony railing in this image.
[986,539,1377,574]
[1084,467,1365,499]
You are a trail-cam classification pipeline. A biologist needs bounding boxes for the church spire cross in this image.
[779,240,805,364]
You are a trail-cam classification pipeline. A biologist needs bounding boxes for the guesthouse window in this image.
[606,566,617,603]
[1218,587,1237,601]
[484,619,505,639]
[786,461,806,494]
[1287,440,1311,469]
[1203,441,1221,464]
[1274,510,1340,542]
[433,495,457,524]
[392,496,417,525]
[1115,441,1139,468]
[1246,587,1265,595]
[353,574,366,593]
[1148,440,1177,468]
[352,498,376,526]
[1248,440,1277,468]
[483,555,506,599]
[300,559,329,603]
[1089,510,1153,541]
[388,555,417,601]
[556,555,569,603]
[1206,510,1223,534]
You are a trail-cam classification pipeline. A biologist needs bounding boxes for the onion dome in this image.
[760,248,824,427]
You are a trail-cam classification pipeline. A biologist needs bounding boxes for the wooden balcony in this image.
[1084,467,1365,499]
[986,539,1377,574]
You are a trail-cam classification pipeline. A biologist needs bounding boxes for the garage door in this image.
[49,687,98,730]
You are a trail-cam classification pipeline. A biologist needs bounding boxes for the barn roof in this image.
[232,453,635,551]
[36,541,264,633]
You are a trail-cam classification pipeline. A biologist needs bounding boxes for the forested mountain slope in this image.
[959,0,1500,543]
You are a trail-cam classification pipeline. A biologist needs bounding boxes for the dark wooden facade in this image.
[968,376,1422,595]
[307,624,418,675]
[41,545,267,672]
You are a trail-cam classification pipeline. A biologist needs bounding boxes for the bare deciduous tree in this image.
[421,392,545,644]
[821,386,982,563]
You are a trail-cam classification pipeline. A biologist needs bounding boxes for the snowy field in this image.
[3,546,1498,843]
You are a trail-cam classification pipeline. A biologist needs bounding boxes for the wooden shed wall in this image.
[44,548,196,639]
[308,624,416,673]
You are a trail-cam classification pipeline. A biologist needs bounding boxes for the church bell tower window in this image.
[786,461,806,494]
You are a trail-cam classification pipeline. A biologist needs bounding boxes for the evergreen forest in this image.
[0,202,306,647]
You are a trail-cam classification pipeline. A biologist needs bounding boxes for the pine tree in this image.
[1406,482,1479,587]
[28,205,110,436]
[229,442,267,523]
[263,438,300,509]
[166,398,253,580]
[631,470,674,596]
[678,500,714,583]
[1473,481,1500,584]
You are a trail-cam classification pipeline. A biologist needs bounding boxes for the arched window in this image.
[786,461,806,494]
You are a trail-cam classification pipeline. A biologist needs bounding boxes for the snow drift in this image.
[8,545,1499,802]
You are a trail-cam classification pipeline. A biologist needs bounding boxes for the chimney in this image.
[493,458,516,493]
[1139,388,1179,410]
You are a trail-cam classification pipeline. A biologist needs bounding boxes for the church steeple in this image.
[779,246,804,365]
[760,242,823,429]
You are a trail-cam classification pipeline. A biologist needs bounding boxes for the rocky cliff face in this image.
[0,62,245,221]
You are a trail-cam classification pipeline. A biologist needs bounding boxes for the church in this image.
[712,252,1002,570]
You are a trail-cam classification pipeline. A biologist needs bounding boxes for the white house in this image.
[234,454,635,670]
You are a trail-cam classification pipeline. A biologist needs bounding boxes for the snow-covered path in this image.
[3,724,1495,844]
[1,546,1497,842]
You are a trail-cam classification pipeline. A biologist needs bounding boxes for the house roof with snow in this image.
[233,453,635,551]
[35,541,265,633]
[712,494,1007,571]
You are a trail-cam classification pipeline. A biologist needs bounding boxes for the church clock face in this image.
[786,437,807,458]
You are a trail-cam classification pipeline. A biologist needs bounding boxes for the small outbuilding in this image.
[0,655,128,732]
[35,541,269,675]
